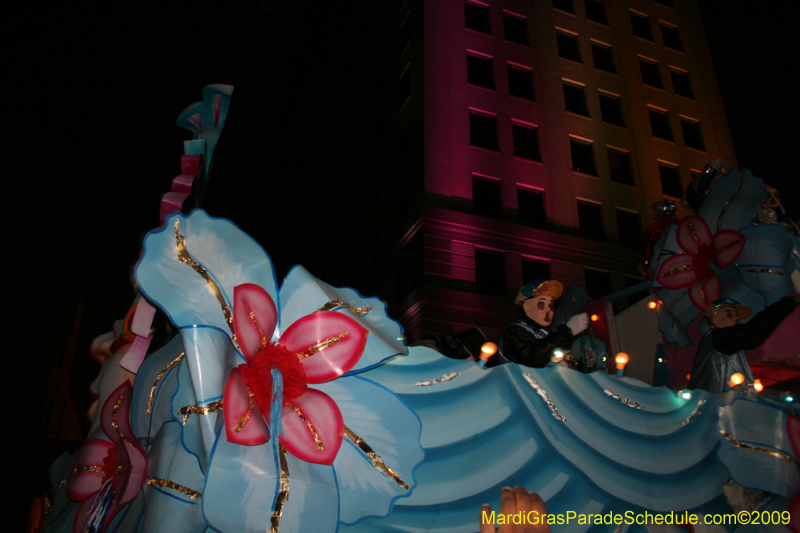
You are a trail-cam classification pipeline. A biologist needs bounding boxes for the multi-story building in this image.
[370,0,736,347]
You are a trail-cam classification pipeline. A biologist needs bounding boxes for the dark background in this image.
[9,1,797,529]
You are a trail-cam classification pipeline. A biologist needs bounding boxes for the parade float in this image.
[40,87,799,533]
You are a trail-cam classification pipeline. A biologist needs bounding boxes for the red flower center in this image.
[240,342,308,416]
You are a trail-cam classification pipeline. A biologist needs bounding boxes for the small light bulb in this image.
[729,373,745,387]
[647,301,657,309]
[680,390,692,400]
[753,379,763,392]
[590,314,600,322]
[615,352,629,370]
[480,342,497,360]
[786,395,794,403]
[552,349,564,360]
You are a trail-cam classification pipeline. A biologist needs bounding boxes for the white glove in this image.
[566,313,589,336]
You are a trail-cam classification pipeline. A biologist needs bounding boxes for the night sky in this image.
[9,1,797,528]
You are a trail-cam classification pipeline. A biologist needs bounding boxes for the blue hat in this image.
[704,298,751,320]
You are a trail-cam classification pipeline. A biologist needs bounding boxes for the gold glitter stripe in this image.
[174,219,234,335]
[716,173,745,232]
[178,399,224,425]
[271,444,290,533]
[344,426,409,489]
[719,430,794,463]
[746,268,784,276]
[667,289,688,327]
[148,352,184,414]
[295,331,348,359]
[56,479,67,491]
[72,465,105,476]
[688,221,702,245]
[522,373,566,422]
[148,477,202,500]
[682,399,706,426]
[112,392,132,444]
[288,404,325,450]
[662,264,692,277]
[314,300,372,315]
[245,303,269,349]
[716,239,741,252]
[603,389,643,410]
[415,372,460,386]
[234,393,255,432]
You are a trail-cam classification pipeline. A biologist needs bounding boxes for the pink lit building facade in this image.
[377,0,736,344]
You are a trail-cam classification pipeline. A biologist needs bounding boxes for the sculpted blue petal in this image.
[136,209,279,338]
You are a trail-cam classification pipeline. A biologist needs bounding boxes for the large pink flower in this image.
[222,283,368,464]
[66,381,147,533]
[656,216,746,310]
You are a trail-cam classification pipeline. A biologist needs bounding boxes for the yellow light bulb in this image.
[480,342,497,360]
[729,373,745,387]
[615,352,630,370]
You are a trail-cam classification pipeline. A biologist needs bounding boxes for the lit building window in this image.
[681,117,705,151]
[585,0,607,25]
[475,248,506,295]
[465,1,491,34]
[660,22,683,51]
[504,12,529,45]
[467,51,495,89]
[648,106,673,141]
[578,200,605,241]
[563,81,590,116]
[508,63,536,100]
[557,30,582,63]
[512,121,542,161]
[523,257,550,282]
[616,209,642,248]
[658,161,683,198]
[639,57,663,88]
[517,186,547,228]
[607,147,634,186]
[630,10,653,41]
[469,109,499,150]
[599,91,625,126]
[552,0,575,14]
[670,68,694,98]
[473,175,503,219]
[591,41,615,73]
[570,137,598,175]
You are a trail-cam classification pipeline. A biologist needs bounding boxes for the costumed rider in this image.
[688,295,798,395]
[498,280,589,369]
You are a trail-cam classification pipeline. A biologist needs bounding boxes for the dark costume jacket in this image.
[687,296,797,394]
[498,315,576,367]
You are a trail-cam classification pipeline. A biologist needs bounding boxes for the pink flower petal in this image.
[279,311,368,384]
[688,276,720,310]
[223,367,269,445]
[713,229,746,269]
[656,254,701,290]
[280,388,344,465]
[233,284,278,364]
[66,439,115,501]
[99,382,138,449]
[676,216,713,256]
[114,439,148,505]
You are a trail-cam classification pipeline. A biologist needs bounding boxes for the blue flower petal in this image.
[130,335,183,442]
[280,265,407,373]
[314,375,423,524]
[278,455,339,533]
[142,422,207,532]
[203,424,280,533]
[699,168,768,232]
[717,398,800,500]
[136,209,279,340]
[735,225,794,305]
